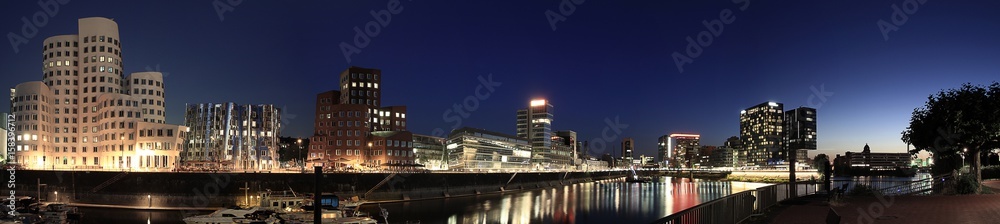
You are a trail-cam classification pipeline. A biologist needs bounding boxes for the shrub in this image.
[956,174,980,194]
[848,184,875,196]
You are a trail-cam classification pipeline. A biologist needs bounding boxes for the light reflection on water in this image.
[360,177,770,224]
[77,176,771,224]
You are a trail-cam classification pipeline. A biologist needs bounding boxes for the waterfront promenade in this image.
[764,180,1000,224]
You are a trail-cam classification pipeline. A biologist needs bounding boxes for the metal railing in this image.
[651,183,817,224]
[874,173,950,196]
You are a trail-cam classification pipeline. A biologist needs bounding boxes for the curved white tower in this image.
[11,17,185,171]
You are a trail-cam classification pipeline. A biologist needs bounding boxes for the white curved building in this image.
[9,17,186,171]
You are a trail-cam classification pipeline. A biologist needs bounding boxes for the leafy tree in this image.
[813,154,830,174]
[902,82,1000,193]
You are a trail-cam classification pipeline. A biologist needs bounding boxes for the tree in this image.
[813,154,830,175]
[902,82,1000,193]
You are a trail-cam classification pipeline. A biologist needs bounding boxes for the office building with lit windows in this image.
[182,103,280,171]
[516,99,556,169]
[621,138,634,164]
[657,135,669,164]
[9,17,187,171]
[309,67,414,170]
[785,107,817,165]
[740,102,785,166]
[413,134,446,170]
[668,134,700,168]
[447,127,532,171]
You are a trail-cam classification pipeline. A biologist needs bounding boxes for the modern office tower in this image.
[447,127,532,171]
[182,103,280,170]
[709,145,735,168]
[725,136,744,167]
[9,17,188,171]
[309,67,414,170]
[516,99,554,168]
[553,130,578,164]
[412,134,446,170]
[741,102,785,166]
[697,146,715,168]
[621,138,634,164]
[785,107,817,165]
[657,135,670,164]
[669,134,700,168]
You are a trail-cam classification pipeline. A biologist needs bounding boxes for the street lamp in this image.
[54,191,58,202]
[367,142,373,171]
[297,139,303,169]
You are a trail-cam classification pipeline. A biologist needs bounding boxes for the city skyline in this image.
[4,1,1000,159]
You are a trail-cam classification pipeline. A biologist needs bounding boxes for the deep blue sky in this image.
[2,1,998,158]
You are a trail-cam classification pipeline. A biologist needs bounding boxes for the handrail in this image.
[874,173,951,196]
[650,183,817,224]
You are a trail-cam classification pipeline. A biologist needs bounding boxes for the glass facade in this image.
[448,127,532,171]
[183,103,281,171]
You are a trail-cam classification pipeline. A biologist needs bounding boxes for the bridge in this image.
[634,168,733,179]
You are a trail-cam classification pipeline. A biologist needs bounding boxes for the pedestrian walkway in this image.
[767,184,1000,224]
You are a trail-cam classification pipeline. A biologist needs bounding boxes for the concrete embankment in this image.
[9,170,628,209]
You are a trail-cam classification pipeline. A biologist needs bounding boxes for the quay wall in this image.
[8,170,627,209]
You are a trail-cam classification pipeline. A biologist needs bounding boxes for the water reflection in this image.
[76,176,772,223]
[361,177,770,224]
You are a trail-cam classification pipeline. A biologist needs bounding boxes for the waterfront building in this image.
[657,135,669,165]
[413,134,447,170]
[697,146,715,168]
[516,99,558,169]
[553,130,579,164]
[308,67,414,170]
[846,144,910,171]
[9,17,188,171]
[447,127,532,171]
[621,138,634,165]
[182,103,280,170]
[549,135,575,169]
[668,134,700,168]
[740,102,785,166]
[785,107,817,165]
[709,146,735,168]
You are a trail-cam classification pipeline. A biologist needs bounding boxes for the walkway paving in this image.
[768,182,1000,224]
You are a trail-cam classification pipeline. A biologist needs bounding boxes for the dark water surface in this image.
[81,177,772,224]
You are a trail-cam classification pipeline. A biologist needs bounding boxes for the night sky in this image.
[2,1,998,158]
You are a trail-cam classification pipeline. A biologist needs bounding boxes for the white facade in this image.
[10,17,185,171]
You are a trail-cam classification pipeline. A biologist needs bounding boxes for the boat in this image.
[185,191,378,224]
[183,207,263,224]
[39,203,82,224]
